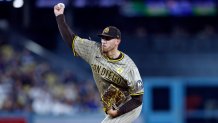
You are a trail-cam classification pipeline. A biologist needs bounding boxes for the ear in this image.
[116,39,121,45]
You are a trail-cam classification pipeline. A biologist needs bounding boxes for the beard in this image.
[101,43,116,53]
[102,47,108,53]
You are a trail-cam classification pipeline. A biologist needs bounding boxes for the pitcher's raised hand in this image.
[54,3,65,16]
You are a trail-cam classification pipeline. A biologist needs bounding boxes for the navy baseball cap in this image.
[98,26,121,39]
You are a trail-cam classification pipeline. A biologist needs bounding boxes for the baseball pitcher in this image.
[54,3,144,123]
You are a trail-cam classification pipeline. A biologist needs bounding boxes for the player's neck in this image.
[105,49,121,60]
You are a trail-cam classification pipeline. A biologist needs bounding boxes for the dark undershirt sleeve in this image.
[56,14,76,48]
[117,95,143,117]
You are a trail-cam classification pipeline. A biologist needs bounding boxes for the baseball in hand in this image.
[57,3,65,8]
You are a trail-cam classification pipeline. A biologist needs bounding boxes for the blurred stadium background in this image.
[0,0,218,123]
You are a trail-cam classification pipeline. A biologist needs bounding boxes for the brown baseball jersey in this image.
[72,36,144,109]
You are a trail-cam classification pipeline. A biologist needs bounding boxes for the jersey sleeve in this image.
[72,36,97,63]
[127,66,144,96]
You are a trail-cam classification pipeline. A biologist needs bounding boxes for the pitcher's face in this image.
[101,37,118,53]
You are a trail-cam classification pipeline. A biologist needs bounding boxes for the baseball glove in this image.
[101,84,126,111]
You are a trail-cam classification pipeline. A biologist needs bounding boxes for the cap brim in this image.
[97,34,114,38]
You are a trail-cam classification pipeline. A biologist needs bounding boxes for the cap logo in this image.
[103,27,109,33]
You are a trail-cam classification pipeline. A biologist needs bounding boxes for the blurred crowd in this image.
[131,25,218,53]
[0,42,101,115]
